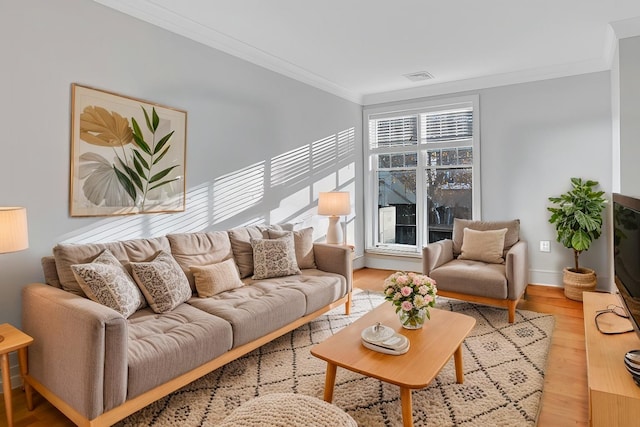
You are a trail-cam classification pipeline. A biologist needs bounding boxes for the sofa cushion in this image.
[458,228,507,264]
[251,235,300,279]
[452,218,520,257]
[191,259,244,298]
[187,282,306,347]
[264,227,317,269]
[71,249,146,318]
[53,237,170,297]
[228,225,282,279]
[244,269,347,315]
[126,304,233,398]
[167,231,234,292]
[130,251,192,313]
[430,259,508,299]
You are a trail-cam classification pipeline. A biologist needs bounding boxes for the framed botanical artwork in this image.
[70,84,187,216]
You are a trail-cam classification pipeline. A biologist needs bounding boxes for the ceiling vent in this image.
[403,71,434,82]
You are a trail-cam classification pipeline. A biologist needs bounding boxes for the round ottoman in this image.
[217,392,357,427]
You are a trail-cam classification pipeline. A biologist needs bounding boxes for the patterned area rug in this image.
[118,291,554,427]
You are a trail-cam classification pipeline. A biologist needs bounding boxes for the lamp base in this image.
[325,215,343,244]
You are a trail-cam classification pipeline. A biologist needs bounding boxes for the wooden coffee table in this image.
[311,302,476,427]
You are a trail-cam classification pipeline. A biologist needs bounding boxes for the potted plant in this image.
[547,178,607,301]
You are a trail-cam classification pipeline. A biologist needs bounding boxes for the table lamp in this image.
[318,192,351,244]
[0,207,29,343]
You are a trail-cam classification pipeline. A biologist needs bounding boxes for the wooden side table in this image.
[0,323,34,427]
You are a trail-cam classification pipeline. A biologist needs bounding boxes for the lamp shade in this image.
[318,192,351,216]
[0,207,29,254]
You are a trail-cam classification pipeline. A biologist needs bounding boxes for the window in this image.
[364,96,480,254]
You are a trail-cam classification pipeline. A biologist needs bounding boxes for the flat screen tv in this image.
[613,193,640,339]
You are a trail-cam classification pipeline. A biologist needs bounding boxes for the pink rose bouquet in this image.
[383,271,437,328]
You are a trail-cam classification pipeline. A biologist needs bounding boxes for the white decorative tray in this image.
[361,323,410,355]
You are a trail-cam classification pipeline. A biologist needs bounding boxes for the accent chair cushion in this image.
[71,249,146,318]
[191,259,244,298]
[264,227,317,269]
[452,218,520,256]
[130,251,192,313]
[251,234,300,280]
[430,259,509,299]
[458,227,508,264]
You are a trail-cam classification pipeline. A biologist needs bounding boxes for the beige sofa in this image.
[22,225,352,427]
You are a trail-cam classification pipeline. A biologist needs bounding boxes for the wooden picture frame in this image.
[70,84,187,217]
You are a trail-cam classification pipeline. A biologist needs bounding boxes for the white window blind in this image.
[369,115,417,149]
[421,107,473,142]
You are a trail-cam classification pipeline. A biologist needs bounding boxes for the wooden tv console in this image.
[583,291,640,426]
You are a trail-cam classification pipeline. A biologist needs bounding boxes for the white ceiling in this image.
[95,0,640,104]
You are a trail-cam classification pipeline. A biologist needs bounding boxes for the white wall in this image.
[0,0,363,382]
[365,72,613,289]
[480,73,612,288]
[619,36,640,198]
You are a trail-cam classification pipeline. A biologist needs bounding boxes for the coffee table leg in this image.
[400,387,413,427]
[323,362,337,403]
[454,344,464,383]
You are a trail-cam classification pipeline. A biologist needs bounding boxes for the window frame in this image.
[363,95,481,255]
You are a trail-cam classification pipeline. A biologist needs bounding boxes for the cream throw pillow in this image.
[191,259,244,298]
[71,249,145,318]
[458,227,508,264]
[130,251,192,313]
[264,227,317,269]
[251,235,300,280]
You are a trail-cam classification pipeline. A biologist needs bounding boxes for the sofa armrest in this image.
[22,283,128,420]
[422,239,454,275]
[312,243,352,292]
[505,240,528,300]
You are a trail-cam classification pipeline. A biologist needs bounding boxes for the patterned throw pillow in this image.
[264,227,317,269]
[130,251,192,313]
[251,234,300,280]
[71,249,145,318]
[191,258,244,298]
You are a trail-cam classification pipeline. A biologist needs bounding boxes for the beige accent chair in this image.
[422,219,528,323]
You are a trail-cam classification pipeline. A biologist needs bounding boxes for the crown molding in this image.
[93,0,363,104]
[361,59,611,106]
[610,16,640,40]
[94,1,633,107]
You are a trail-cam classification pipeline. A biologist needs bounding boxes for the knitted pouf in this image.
[216,392,357,427]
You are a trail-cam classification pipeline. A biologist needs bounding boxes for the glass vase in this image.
[399,308,427,329]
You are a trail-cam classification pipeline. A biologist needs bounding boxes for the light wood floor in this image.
[1,267,588,426]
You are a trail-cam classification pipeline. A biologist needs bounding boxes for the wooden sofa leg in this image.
[508,301,517,323]
[345,291,352,315]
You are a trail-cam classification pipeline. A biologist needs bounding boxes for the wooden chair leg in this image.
[508,300,517,323]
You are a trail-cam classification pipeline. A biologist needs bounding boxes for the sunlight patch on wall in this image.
[338,127,355,160]
[213,162,265,224]
[147,184,211,235]
[270,187,312,224]
[339,163,356,187]
[58,127,356,244]
[59,183,212,243]
[271,145,310,186]
[312,134,337,171]
[237,216,268,227]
